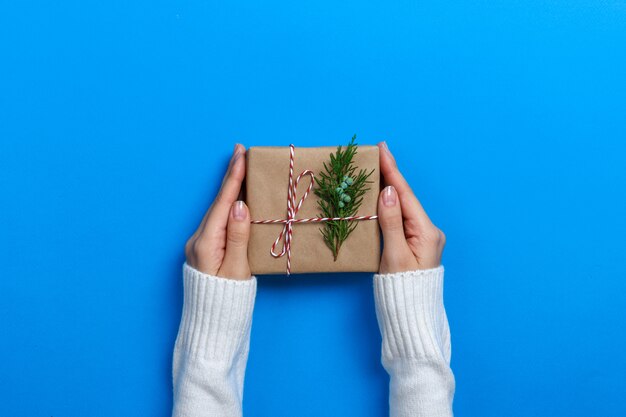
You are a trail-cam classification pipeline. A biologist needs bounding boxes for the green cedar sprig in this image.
[314,135,374,261]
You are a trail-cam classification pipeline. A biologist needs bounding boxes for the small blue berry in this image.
[338,201,345,208]
[341,182,348,189]
[342,194,351,203]
[345,177,354,186]
[335,187,344,194]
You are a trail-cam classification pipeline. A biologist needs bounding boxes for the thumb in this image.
[378,186,418,273]
[217,201,252,280]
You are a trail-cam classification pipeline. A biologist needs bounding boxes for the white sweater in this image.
[172,264,455,417]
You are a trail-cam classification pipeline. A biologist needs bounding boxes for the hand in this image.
[185,144,252,280]
[376,142,446,274]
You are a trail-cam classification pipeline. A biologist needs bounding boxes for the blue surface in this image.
[1,1,626,416]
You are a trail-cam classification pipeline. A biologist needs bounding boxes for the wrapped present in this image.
[246,139,380,275]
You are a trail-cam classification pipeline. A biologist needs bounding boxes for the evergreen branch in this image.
[314,135,374,261]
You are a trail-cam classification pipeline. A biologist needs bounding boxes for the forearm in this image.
[374,266,455,417]
[172,263,257,417]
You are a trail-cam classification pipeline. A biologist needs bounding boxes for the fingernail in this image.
[232,200,246,220]
[232,144,241,160]
[380,141,397,166]
[382,186,396,207]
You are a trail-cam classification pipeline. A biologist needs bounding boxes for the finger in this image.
[378,185,414,259]
[217,201,252,280]
[214,143,246,215]
[189,144,244,241]
[378,141,433,229]
[203,144,247,234]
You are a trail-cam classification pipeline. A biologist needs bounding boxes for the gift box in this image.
[246,143,381,275]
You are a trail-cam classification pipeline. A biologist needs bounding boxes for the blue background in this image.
[1,1,625,416]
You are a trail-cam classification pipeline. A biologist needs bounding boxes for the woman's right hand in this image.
[376,142,446,274]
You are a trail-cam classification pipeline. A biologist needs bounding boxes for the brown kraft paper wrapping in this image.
[246,145,381,275]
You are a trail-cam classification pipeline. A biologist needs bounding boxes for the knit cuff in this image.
[373,266,448,361]
[175,263,257,362]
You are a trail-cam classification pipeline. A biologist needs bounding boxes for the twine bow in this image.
[251,144,378,275]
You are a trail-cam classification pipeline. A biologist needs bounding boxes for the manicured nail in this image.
[380,141,397,165]
[230,144,241,166]
[382,186,396,207]
[380,141,393,157]
[232,200,246,220]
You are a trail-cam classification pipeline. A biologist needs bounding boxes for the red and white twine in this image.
[251,144,378,275]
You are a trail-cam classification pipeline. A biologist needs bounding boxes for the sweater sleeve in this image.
[373,266,455,417]
[172,263,257,417]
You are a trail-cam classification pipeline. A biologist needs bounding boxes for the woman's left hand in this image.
[184,144,252,280]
